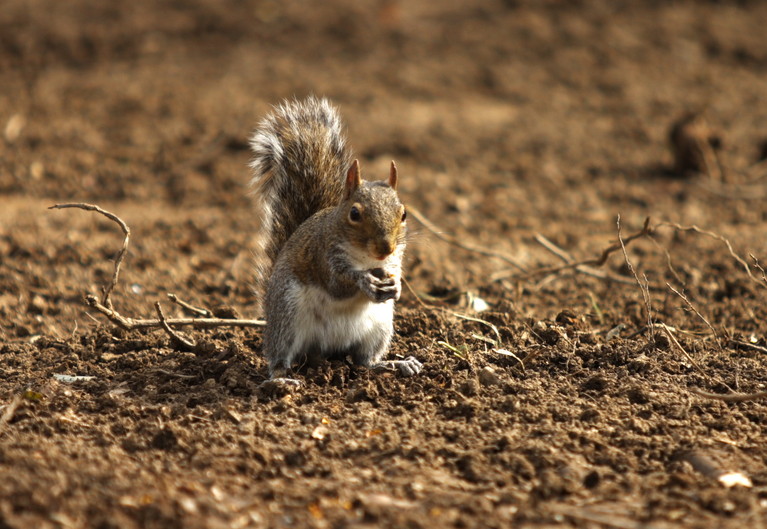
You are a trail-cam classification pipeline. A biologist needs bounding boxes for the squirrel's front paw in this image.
[361,269,400,303]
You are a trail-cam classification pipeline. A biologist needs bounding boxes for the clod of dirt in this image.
[669,112,723,176]
[581,375,610,393]
[458,378,479,397]
[150,428,179,451]
[757,138,767,162]
[345,383,379,403]
[212,305,240,319]
[478,366,501,386]
[583,470,601,489]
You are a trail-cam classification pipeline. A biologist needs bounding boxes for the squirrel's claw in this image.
[395,356,423,376]
[259,377,303,397]
[377,356,423,377]
[362,272,401,303]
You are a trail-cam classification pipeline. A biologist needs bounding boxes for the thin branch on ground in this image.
[659,323,733,393]
[450,311,502,345]
[697,181,767,201]
[625,323,712,340]
[655,220,761,288]
[666,283,722,350]
[618,215,654,341]
[548,504,665,529]
[0,395,23,435]
[690,388,767,402]
[153,369,197,380]
[49,203,130,310]
[50,203,266,333]
[401,277,429,308]
[533,233,573,263]
[155,301,197,350]
[167,293,213,317]
[85,294,264,330]
[516,219,663,290]
[729,339,767,355]
[648,235,686,287]
[750,254,767,287]
[408,205,527,273]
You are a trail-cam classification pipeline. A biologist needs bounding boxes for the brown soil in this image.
[2,1,767,528]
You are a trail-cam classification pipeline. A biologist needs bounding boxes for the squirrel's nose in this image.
[375,241,394,260]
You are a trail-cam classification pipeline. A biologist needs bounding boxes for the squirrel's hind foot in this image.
[376,356,423,377]
[259,377,303,397]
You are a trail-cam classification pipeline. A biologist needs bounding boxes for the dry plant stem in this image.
[408,205,527,273]
[548,504,665,529]
[691,388,767,402]
[51,202,266,332]
[659,323,733,393]
[656,221,759,285]
[155,301,196,349]
[698,181,767,201]
[626,323,711,340]
[617,215,654,341]
[666,283,722,349]
[522,218,660,287]
[86,295,265,330]
[530,227,663,290]
[729,339,767,355]
[750,254,767,287]
[167,293,212,317]
[0,395,23,434]
[451,311,502,345]
[49,203,130,310]
[533,233,573,263]
[154,368,196,380]
[649,235,685,286]
[697,135,724,183]
[401,277,428,308]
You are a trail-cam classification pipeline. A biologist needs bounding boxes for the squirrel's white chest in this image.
[287,281,393,354]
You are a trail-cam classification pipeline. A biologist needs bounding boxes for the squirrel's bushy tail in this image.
[249,96,352,294]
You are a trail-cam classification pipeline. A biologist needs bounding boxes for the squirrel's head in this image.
[341,159,407,262]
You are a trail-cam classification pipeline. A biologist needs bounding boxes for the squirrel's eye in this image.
[401,208,407,222]
[349,206,362,223]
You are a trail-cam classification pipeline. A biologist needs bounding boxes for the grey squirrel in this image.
[249,97,422,383]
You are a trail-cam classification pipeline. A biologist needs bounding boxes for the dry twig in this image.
[530,233,654,288]
[50,203,266,333]
[666,283,722,349]
[656,221,760,287]
[0,395,23,434]
[49,203,130,309]
[408,205,527,272]
[617,215,654,340]
[155,301,197,350]
[659,323,733,393]
[548,504,665,529]
[508,217,661,290]
[167,293,213,317]
[690,389,767,402]
[750,254,767,287]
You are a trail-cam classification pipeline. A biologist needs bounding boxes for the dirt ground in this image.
[2,1,767,527]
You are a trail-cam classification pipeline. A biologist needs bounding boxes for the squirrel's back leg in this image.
[352,322,422,377]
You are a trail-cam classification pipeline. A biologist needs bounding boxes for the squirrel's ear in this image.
[345,159,361,199]
[389,161,398,190]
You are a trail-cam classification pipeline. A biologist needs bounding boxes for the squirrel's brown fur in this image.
[249,97,422,381]
[249,97,352,297]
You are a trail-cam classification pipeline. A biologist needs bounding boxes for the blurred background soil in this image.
[1,1,767,527]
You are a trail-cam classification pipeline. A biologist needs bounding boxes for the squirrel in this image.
[248,96,423,384]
